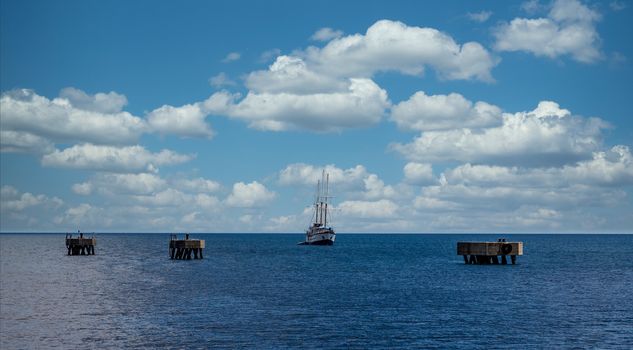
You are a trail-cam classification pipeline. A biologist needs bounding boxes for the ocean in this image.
[1,233,632,349]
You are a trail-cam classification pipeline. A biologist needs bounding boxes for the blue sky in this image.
[1,0,632,233]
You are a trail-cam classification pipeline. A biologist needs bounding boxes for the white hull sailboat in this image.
[300,171,336,245]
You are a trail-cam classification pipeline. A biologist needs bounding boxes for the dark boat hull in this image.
[299,229,336,245]
[302,239,334,246]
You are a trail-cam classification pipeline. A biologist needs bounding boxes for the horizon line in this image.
[1,231,632,235]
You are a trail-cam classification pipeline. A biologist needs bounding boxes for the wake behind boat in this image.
[300,171,336,245]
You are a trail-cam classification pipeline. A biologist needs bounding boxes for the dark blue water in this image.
[1,234,632,349]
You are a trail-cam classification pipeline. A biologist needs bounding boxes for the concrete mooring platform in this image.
[457,239,523,265]
[169,234,205,260]
[65,232,96,255]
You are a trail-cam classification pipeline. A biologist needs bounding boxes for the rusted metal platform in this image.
[169,234,205,260]
[65,232,96,255]
[457,239,523,264]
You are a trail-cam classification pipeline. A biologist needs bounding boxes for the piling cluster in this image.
[169,234,205,260]
[464,253,517,265]
[64,232,205,260]
[457,239,523,265]
[65,232,96,255]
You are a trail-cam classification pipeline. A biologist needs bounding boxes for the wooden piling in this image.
[65,233,96,256]
[169,234,205,260]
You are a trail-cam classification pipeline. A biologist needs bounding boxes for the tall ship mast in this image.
[301,170,336,245]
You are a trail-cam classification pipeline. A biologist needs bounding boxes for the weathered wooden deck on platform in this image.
[457,240,523,264]
[169,234,205,260]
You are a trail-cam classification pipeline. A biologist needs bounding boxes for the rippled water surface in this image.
[1,233,632,348]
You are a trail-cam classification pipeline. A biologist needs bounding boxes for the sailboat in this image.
[300,170,336,245]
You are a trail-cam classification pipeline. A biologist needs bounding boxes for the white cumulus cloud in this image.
[0,89,146,150]
[41,144,193,173]
[1,185,63,212]
[494,0,602,63]
[72,182,93,195]
[226,181,276,208]
[56,203,111,228]
[278,162,399,202]
[207,78,389,132]
[203,19,496,133]
[195,193,222,209]
[245,55,348,94]
[302,19,498,82]
[363,174,397,200]
[338,199,399,219]
[0,130,55,154]
[391,91,502,131]
[147,102,215,138]
[403,162,436,185]
[406,145,633,230]
[174,177,221,193]
[0,186,64,230]
[58,87,128,114]
[279,163,369,189]
[442,145,633,187]
[134,188,191,207]
[392,101,608,166]
[79,173,168,196]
